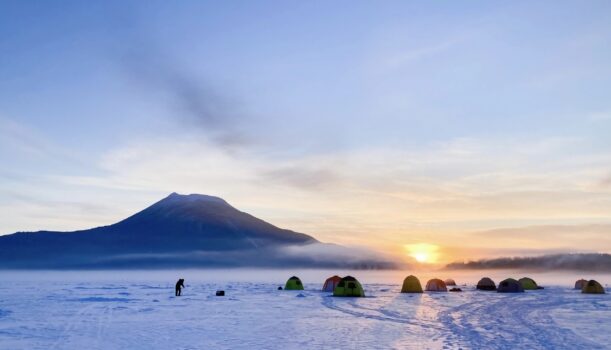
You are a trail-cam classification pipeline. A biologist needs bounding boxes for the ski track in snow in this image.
[0,280,609,349]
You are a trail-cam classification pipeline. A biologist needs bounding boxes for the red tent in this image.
[323,275,342,292]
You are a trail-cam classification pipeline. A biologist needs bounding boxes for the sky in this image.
[1,0,611,265]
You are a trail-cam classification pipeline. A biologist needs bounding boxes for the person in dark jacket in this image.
[175,279,185,296]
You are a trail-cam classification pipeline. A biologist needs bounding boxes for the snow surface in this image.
[0,270,609,350]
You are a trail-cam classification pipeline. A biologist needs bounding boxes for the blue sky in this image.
[1,1,611,262]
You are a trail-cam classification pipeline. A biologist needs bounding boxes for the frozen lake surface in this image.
[0,270,609,349]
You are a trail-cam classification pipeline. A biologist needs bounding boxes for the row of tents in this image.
[408,276,605,294]
[283,275,606,297]
[476,277,540,293]
[475,277,605,294]
[575,279,606,294]
[400,276,539,293]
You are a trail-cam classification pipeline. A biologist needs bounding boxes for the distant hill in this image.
[446,253,611,271]
[0,193,395,269]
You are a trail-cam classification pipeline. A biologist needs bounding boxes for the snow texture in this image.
[0,271,609,350]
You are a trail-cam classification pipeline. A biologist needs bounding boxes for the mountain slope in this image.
[107,192,317,250]
[0,193,394,269]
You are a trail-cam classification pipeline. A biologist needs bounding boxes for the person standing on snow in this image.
[175,278,185,296]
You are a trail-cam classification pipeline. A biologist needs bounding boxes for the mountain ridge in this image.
[0,193,394,269]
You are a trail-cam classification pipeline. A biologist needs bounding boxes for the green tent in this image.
[333,276,365,297]
[519,277,538,290]
[401,275,423,293]
[284,276,304,290]
[582,280,605,294]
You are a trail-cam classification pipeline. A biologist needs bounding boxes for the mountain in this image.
[0,193,395,269]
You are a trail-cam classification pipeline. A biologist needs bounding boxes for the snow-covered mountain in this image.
[0,193,395,269]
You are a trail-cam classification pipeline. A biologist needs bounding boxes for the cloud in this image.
[4,131,611,261]
[0,117,83,164]
[384,38,463,69]
[120,47,252,149]
[600,174,611,187]
[588,111,611,122]
[472,224,611,250]
[43,136,611,233]
[260,166,341,190]
[446,253,611,271]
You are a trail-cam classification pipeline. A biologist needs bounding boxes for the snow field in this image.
[0,277,609,350]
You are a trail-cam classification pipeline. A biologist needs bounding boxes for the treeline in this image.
[446,253,611,271]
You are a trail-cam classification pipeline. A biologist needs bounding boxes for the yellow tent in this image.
[401,275,423,293]
[582,280,605,294]
[519,277,539,290]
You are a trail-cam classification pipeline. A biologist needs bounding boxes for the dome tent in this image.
[476,277,497,291]
[519,277,539,290]
[444,279,457,286]
[401,275,423,293]
[284,276,304,290]
[582,280,605,294]
[322,275,342,292]
[425,278,447,292]
[574,279,588,290]
[333,276,365,297]
[497,278,524,293]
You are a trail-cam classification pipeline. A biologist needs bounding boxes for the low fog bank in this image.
[446,253,611,272]
[96,242,399,270]
[0,242,399,270]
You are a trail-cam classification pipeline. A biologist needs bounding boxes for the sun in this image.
[413,252,429,263]
[404,243,439,264]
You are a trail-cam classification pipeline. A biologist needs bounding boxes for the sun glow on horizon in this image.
[404,243,440,264]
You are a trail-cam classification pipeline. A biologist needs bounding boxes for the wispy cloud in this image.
[0,117,83,163]
[600,174,611,187]
[588,111,611,122]
[468,224,611,254]
[260,166,341,190]
[120,47,253,150]
[384,38,463,69]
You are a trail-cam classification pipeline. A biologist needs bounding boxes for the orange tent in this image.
[574,279,587,290]
[323,275,342,292]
